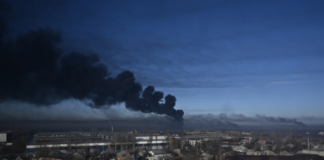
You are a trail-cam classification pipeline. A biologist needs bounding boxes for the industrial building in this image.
[0,131,12,145]
[26,131,177,155]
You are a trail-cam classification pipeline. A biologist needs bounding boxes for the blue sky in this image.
[4,0,324,119]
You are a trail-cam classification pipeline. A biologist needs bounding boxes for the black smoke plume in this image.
[184,114,306,128]
[255,115,306,127]
[226,121,239,127]
[0,26,184,122]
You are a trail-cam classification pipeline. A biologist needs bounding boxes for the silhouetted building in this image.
[0,131,13,144]
[26,131,175,154]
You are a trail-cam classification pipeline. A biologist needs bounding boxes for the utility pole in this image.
[306,132,310,149]
[219,145,222,160]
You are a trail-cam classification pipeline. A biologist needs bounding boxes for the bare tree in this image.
[125,135,128,150]
[165,129,170,150]
[36,135,51,157]
[36,144,50,157]
[149,130,153,150]
[132,131,136,151]
[180,135,186,150]
[107,135,112,152]
[155,133,158,149]
[65,135,73,160]
[112,134,117,151]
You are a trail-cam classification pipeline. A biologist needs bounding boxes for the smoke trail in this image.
[255,115,306,126]
[184,113,306,127]
[226,121,239,127]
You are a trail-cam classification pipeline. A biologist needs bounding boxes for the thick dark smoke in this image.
[126,86,184,121]
[0,16,184,122]
[182,114,239,129]
[255,115,306,127]
[0,0,10,43]
[226,121,239,127]
[184,114,306,128]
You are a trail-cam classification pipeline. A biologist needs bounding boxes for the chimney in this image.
[112,126,113,132]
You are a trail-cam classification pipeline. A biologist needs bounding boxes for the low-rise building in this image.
[117,151,131,160]
[286,143,294,148]
[258,139,273,145]
[188,140,201,146]
[232,145,247,153]
[301,149,324,157]
[147,150,172,160]
[239,139,249,144]
[201,152,213,160]
[0,131,13,145]
[26,131,170,155]
[262,150,277,156]
[279,151,292,156]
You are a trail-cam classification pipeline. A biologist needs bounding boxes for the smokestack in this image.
[112,126,113,132]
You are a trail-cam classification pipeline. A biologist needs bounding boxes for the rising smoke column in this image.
[0,26,184,122]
